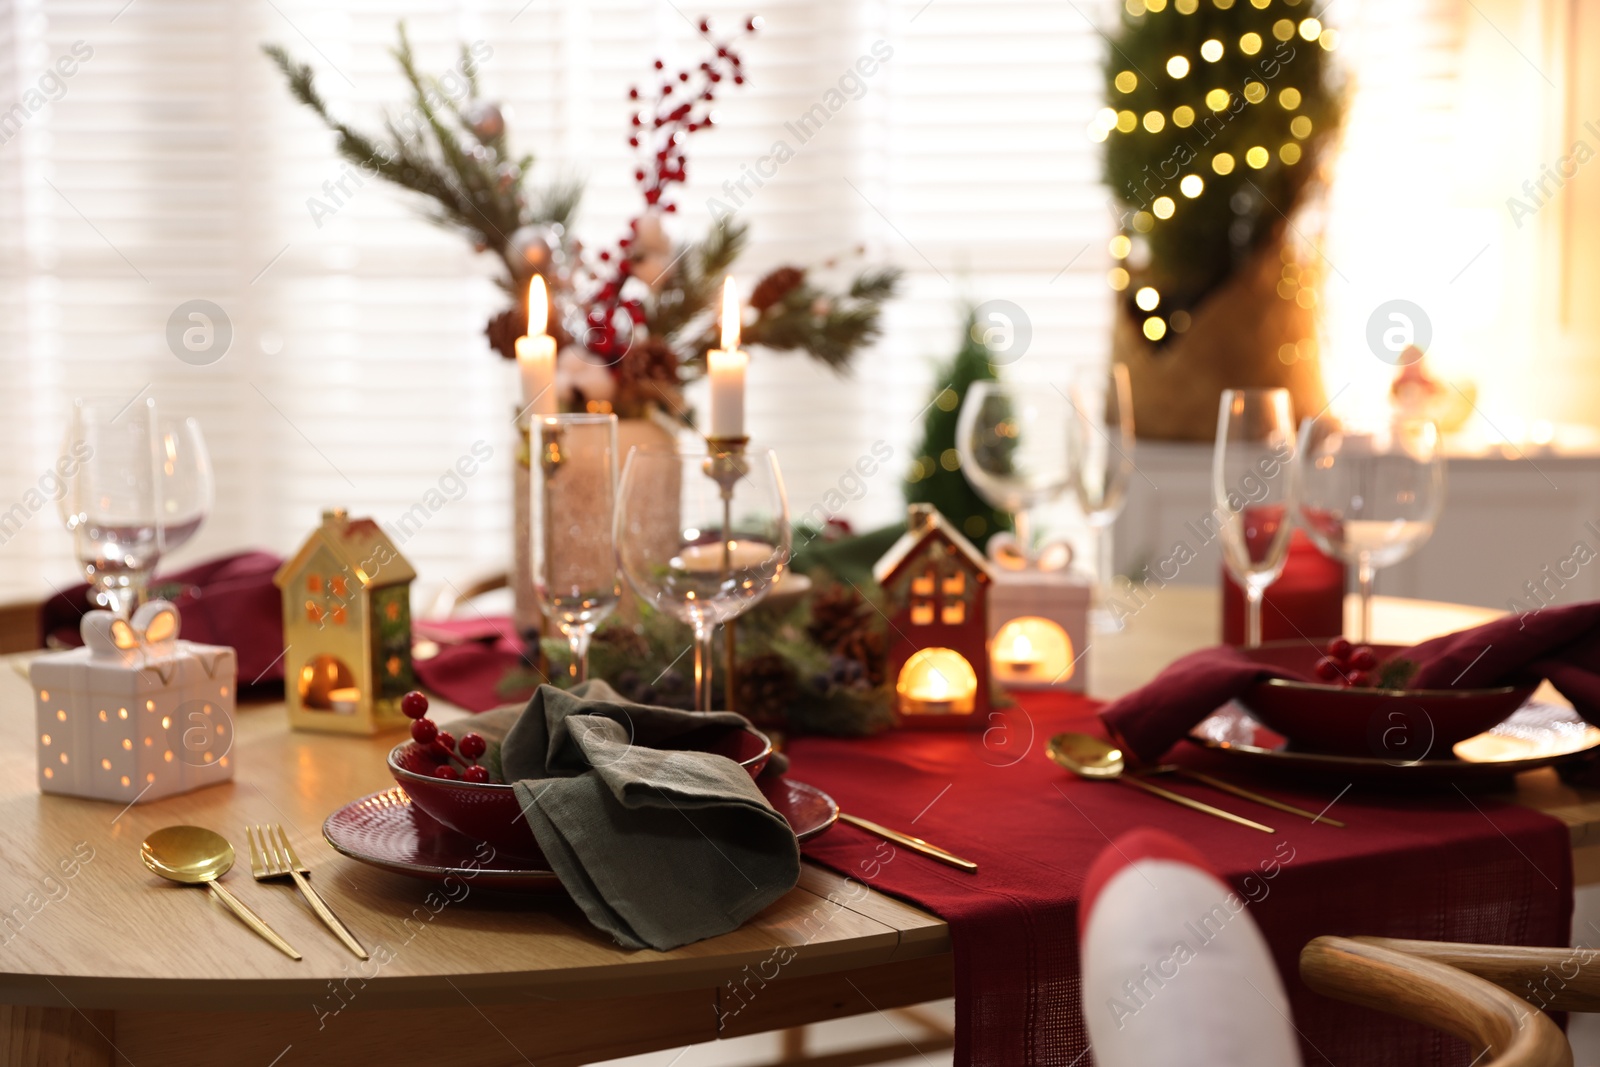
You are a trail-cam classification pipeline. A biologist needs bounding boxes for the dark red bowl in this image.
[388,720,774,859]
[1235,642,1536,759]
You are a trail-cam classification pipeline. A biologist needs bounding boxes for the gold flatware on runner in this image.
[1147,765,1345,827]
[141,825,302,960]
[247,824,369,959]
[1046,733,1276,835]
[837,812,978,872]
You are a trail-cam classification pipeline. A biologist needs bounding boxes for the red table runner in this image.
[787,692,1573,1067]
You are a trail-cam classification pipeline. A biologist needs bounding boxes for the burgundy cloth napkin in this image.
[41,551,287,686]
[1102,600,1600,765]
[791,692,1572,1067]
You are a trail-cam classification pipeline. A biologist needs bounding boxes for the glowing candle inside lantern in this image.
[706,277,748,438]
[515,275,558,415]
[328,687,361,715]
[999,631,1040,673]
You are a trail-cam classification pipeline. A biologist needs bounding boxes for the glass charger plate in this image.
[1187,701,1600,785]
[324,777,838,893]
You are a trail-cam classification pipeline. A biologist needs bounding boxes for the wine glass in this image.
[1067,364,1136,628]
[1297,415,1446,642]
[615,447,790,712]
[155,415,213,556]
[955,382,1072,562]
[531,414,620,683]
[1213,389,1297,647]
[57,397,164,617]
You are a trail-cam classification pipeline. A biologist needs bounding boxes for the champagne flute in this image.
[531,414,620,683]
[1297,415,1446,642]
[1067,364,1136,628]
[1213,389,1297,648]
[615,447,790,712]
[57,397,164,617]
[955,382,1071,561]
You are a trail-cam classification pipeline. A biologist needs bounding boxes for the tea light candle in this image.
[707,276,748,438]
[997,631,1041,674]
[516,275,558,415]
[328,687,361,715]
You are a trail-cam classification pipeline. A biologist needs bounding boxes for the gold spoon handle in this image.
[838,813,978,872]
[1116,775,1276,834]
[289,869,369,959]
[207,881,302,960]
[1163,768,1347,828]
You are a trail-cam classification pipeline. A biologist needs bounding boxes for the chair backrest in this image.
[1300,936,1572,1067]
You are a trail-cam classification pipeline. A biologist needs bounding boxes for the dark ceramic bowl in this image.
[1234,642,1536,759]
[387,720,773,859]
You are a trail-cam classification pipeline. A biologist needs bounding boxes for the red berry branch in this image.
[402,690,492,782]
[577,15,760,360]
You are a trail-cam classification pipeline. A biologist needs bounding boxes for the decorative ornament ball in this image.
[508,225,558,273]
[464,100,505,140]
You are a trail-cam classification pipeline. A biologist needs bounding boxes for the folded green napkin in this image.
[499,680,800,950]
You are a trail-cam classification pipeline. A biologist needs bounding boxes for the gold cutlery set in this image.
[140,823,367,960]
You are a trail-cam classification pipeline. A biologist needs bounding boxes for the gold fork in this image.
[247,824,369,959]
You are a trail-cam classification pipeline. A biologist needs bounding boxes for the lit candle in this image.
[998,631,1041,674]
[328,687,361,715]
[706,276,748,438]
[516,275,558,415]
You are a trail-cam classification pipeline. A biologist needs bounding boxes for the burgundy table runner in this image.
[788,692,1573,1067]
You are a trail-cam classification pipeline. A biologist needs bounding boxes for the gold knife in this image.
[837,812,978,872]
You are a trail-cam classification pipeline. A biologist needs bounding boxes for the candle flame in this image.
[925,668,950,699]
[1011,633,1034,658]
[528,275,549,336]
[720,276,740,351]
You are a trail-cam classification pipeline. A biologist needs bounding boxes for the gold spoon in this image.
[1046,733,1275,834]
[141,825,302,961]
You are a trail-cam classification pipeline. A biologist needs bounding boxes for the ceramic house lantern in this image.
[875,503,994,729]
[988,568,1091,693]
[29,600,236,803]
[274,509,417,735]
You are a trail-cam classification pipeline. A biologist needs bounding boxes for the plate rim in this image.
[322,776,841,885]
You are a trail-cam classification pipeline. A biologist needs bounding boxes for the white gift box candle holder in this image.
[987,565,1091,693]
[29,600,236,803]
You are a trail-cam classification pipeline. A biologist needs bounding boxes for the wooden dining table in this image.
[3,588,1598,1067]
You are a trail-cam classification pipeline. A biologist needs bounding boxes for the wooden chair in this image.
[1300,936,1580,1067]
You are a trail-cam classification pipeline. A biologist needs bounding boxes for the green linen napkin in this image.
[499,680,800,950]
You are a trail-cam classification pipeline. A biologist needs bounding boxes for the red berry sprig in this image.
[400,691,494,782]
[1313,639,1381,688]
[576,16,759,360]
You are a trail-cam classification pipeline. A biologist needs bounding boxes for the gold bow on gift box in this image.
[985,533,1074,573]
[82,601,181,664]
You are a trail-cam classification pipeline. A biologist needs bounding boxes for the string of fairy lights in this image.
[1094,0,1339,345]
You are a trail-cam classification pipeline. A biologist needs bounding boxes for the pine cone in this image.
[485,306,527,361]
[736,652,799,727]
[808,584,870,650]
[750,266,805,311]
[833,628,888,687]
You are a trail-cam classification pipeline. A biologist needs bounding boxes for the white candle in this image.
[516,275,558,415]
[706,276,748,438]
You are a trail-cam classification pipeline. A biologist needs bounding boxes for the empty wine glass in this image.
[955,382,1071,562]
[1297,415,1446,642]
[1213,389,1297,648]
[615,447,790,712]
[1067,364,1137,629]
[155,415,213,556]
[58,397,164,617]
[532,414,621,683]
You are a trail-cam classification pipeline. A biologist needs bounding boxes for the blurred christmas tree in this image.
[904,310,1011,551]
[1095,0,1342,341]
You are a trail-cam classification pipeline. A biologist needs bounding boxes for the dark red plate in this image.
[1189,701,1600,784]
[323,776,838,892]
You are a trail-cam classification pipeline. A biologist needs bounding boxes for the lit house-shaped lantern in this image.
[875,504,993,729]
[29,600,236,803]
[274,509,417,735]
